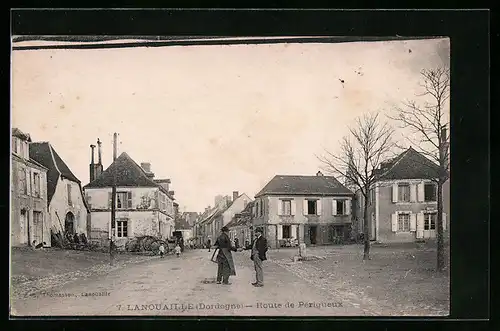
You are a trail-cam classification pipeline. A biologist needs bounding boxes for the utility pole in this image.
[110,133,118,265]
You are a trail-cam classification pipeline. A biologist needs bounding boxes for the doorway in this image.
[65,212,75,235]
[309,225,317,245]
[20,209,28,244]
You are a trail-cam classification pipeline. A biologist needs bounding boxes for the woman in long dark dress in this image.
[214,226,237,285]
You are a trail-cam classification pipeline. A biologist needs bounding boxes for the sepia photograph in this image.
[10,35,451,317]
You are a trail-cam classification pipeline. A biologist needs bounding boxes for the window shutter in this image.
[128,219,133,237]
[127,191,133,208]
[417,182,425,202]
[410,213,417,232]
[277,225,283,240]
[277,199,283,216]
[410,184,417,202]
[302,200,308,215]
[345,199,351,215]
[391,213,398,232]
[416,212,424,239]
[291,199,296,216]
[442,213,447,231]
[316,199,322,216]
[332,199,337,215]
[108,192,112,208]
[291,225,297,238]
[26,169,32,194]
[392,183,398,203]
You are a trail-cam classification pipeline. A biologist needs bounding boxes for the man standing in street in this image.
[214,227,237,285]
[250,227,267,287]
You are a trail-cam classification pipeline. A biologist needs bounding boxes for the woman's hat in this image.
[221,226,229,232]
[255,227,263,233]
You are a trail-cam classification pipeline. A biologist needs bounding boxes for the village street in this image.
[12,248,369,317]
[11,244,448,317]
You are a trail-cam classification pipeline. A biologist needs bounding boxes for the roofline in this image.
[12,153,49,171]
[254,192,355,198]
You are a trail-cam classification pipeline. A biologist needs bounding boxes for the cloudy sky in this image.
[11,37,449,212]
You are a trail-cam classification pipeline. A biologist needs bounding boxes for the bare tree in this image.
[317,112,394,260]
[388,67,450,272]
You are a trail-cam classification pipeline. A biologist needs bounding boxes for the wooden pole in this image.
[110,133,118,265]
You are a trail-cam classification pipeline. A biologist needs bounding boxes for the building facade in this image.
[227,200,255,247]
[253,171,354,248]
[353,147,449,243]
[11,129,50,247]
[29,142,90,243]
[83,151,176,249]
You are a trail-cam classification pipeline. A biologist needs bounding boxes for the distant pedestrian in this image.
[207,238,212,252]
[234,237,240,249]
[214,226,237,285]
[159,244,165,258]
[251,227,268,287]
[175,244,181,257]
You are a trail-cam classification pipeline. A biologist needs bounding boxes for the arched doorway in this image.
[65,212,75,235]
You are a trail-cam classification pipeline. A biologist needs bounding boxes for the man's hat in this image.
[255,227,263,233]
[221,226,229,232]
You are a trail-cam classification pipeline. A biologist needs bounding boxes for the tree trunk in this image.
[436,180,445,272]
[363,197,370,260]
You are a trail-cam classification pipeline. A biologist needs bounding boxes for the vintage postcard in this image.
[10,36,450,317]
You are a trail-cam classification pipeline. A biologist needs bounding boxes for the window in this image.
[282,225,291,239]
[397,213,411,232]
[33,172,40,197]
[20,142,24,158]
[424,183,437,202]
[12,137,19,154]
[281,199,292,215]
[424,212,437,230]
[398,183,410,202]
[260,200,264,216]
[116,192,132,209]
[307,200,317,215]
[336,200,345,215]
[67,184,72,205]
[86,194,92,209]
[20,168,27,194]
[116,220,128,238]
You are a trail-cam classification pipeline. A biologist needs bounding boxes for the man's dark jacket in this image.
[250,236,268,261]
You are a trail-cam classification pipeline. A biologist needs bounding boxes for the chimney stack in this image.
[141,162,151,173]
[89,144,96,183]
[97,138,102,164]
[233,191,239,202]
[140,162,155,178]
[316,171,323,176]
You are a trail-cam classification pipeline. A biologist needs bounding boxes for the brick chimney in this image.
[94,138,104,179]
[89,144,96,183]
[233,191,239,202]
[141,162,155,178]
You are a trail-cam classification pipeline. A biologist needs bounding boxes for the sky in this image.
[11,37,450,212]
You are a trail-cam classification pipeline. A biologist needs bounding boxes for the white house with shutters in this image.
[83,152,175,249]
[29,142,91,245]
[353,147,448,243]
[252,171,354,248]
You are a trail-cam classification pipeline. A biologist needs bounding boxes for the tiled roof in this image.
[255,174,353,198]
[83,152,174,199]
[29,142,89,211]
[175,217,191,230]
[227,201,255,228]
[376,147,441,181]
